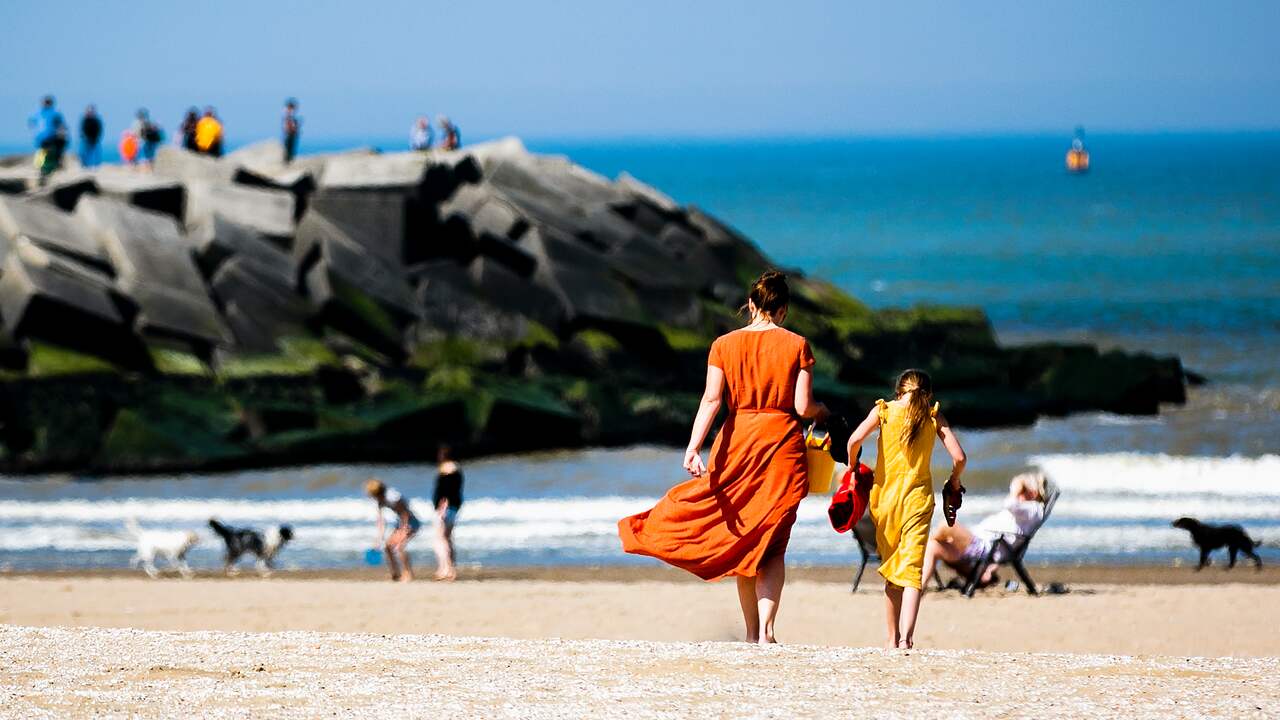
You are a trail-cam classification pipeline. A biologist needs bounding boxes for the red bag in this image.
[828,463,873,533]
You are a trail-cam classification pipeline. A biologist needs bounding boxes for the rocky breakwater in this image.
[0,138,1187,473]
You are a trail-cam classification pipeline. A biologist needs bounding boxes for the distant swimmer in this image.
[366,478,421,582]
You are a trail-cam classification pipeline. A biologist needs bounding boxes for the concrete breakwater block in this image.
[24,173,99,213]
[412,260,529,344]
[521,227,646,326]
[89,167,186,220]
[439,183,535,275]
[296,211,418,358]
[211,257,311,351]
[306,190,413,267]
[153,147,233,185]
[320,152,430,191]
[0,239,147,368]
[185,181,296,243]
[195,214,295,283]
[615,171,681,215]
[75,196,230,352]
[0,196,111,272]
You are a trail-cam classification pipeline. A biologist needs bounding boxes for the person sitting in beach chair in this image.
[922,471,1059,597]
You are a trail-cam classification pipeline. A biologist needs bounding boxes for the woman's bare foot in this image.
[397,573,414,583]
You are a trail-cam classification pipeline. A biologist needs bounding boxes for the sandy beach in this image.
[3,571,1280,716]
[2,623,1278,719]
[3,571,1279,657]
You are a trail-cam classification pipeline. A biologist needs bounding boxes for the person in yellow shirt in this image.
[195,106,223,157]
[845,369,967,649]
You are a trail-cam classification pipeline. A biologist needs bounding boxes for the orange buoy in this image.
[1066,148,1089,173]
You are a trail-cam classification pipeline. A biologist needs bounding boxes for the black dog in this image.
[208,519,294,576]
[1171,517,1262,570]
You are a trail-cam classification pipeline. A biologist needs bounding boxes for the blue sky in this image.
[2,1,1278,147]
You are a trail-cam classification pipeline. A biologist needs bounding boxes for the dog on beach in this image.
[208,519,294,576]
[1171,517,1263,570]
[125,519,199,579]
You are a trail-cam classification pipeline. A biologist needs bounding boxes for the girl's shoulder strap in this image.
[875,398,889,423]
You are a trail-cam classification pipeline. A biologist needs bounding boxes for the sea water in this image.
[0,133,1277,570]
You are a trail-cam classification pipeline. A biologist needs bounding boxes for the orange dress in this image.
[618,327,814,580]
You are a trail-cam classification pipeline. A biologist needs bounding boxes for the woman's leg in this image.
[433,508,456,580]
[755,551,786,643]
[898,586,922,649]
[736,576,760,643]
[883,582,903,648]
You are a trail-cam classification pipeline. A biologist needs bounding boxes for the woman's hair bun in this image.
[746,270,789,317]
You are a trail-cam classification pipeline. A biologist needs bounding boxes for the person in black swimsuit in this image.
[433,445,464,581]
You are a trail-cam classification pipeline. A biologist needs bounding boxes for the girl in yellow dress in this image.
[845,369,967,649]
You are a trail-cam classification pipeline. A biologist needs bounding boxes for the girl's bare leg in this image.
[384,538,401,581]
[736,576,760,643]
[755,551,786,644]
[883,583,903,648]
[397,543,414,582]
[899,586,922,648]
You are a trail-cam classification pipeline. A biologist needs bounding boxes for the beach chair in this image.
[849,515,878,592]
[958,485,1061,598]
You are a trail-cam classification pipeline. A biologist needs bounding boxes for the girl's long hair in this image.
[894,369,934,446]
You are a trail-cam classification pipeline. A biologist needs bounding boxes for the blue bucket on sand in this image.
[364,548,383,566]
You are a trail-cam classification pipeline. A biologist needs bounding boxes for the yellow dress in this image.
[869,398,939,589]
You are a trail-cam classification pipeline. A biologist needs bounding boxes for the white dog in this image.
[125,518,199,579]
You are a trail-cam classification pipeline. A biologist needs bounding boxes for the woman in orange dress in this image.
[619,271,827,644]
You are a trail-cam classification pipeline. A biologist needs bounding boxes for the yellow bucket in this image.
[804,425,835,494]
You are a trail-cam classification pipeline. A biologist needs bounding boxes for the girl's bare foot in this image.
[398,573,414,583]
[758,636,777,645]
[897,638,913,650]
[433,569,457,582]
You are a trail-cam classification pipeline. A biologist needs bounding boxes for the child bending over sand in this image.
[366,479,421,582]
[845,369,967,649]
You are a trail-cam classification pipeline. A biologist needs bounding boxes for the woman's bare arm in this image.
[793,367,828,420]
[844,406,881,463]
[683,364,726,477]
[936,411,967,488]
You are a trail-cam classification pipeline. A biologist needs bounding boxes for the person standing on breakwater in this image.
[844,369,967,649]
[282,98,301,163]
[620,271,828,644]
[366,479,421,582]
[132,110,163,169]
[410,116,433,151]
[78,105,103,168]
[28,95,68,181]
[438,115,460,150]
[432,445,464,581]
[195,107,223,157]
[179,108,199,151]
